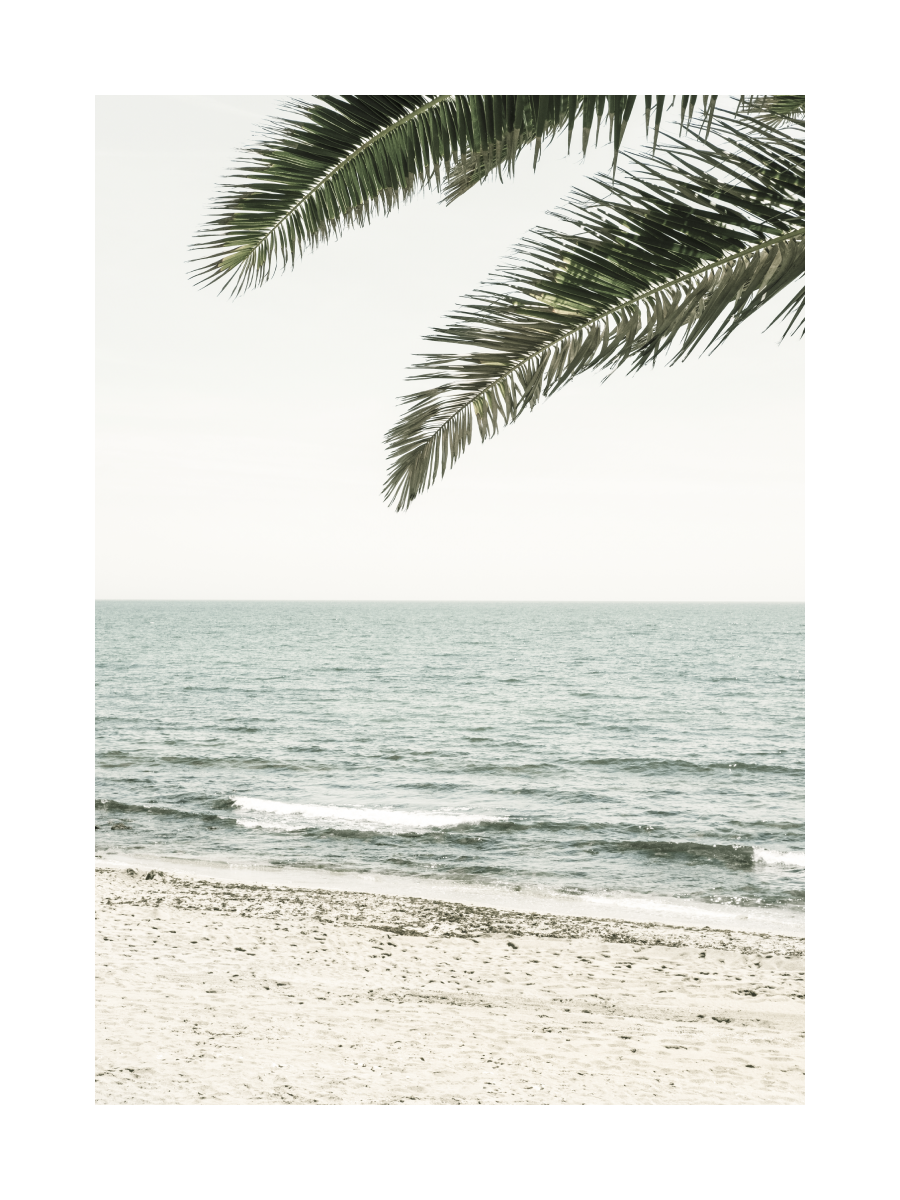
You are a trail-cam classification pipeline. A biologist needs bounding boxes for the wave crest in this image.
[228,796,494,832]
[753,847,805,868]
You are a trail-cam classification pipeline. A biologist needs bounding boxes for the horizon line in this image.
[95,597,806,604]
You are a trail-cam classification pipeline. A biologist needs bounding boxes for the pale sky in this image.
[96,96,804,601]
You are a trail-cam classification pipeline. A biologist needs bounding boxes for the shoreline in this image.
[94,852,804,940]
[96,865,804,1104]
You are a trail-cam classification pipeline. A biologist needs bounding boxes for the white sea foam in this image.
[229,796,491,831]
[753,847,805,868]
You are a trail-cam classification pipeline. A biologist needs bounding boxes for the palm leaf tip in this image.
[384,110,805,509]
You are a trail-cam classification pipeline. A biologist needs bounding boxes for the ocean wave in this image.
[581,840,804,869]
[228,796,494,832]
[578,757,803,776]
[753,847,805,868]
[459,762,553,774]
[97,752,308,771]
[591,840,757,866]
[97,796,806,861]
[95,798,234,824]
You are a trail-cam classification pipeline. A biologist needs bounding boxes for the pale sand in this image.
[96,866,804,1105]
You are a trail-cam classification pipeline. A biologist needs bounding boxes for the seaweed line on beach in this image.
[96,866,804,957]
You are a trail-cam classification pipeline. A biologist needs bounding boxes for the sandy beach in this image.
[96,865,804,1104]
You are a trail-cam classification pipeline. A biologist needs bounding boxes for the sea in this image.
[95,602,805,936]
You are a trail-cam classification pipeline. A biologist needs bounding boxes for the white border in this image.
[9,0,893,1190]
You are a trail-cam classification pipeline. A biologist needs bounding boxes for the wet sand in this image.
[95,865,804,1104]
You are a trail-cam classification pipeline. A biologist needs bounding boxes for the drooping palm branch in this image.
[383,111,804,510]
[190,95,720,295]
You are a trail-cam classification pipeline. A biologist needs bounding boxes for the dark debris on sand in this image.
[96,867,804,958]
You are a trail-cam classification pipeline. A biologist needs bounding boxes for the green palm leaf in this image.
[438,93,684,202]
[190,95,722,294]
[739,95,805,126]
[383,112,804,510]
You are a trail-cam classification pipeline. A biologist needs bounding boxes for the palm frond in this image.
[384,113,804,510]
[739,94,805,126]
[191,95,727,292]
[191,95,453,294]
[441,94,722,202]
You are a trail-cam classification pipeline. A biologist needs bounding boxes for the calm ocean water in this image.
[95,602,804,924]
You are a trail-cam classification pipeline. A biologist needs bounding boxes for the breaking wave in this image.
[753,846,805,868]
[227,796,495,832]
